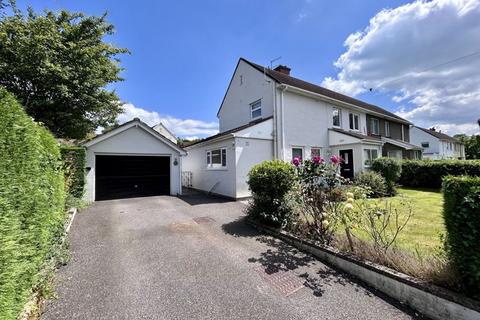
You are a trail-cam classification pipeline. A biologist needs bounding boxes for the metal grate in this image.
[254,266,305,296]
[193,216,215,224]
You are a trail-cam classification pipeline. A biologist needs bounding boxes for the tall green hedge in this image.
[0,89,65,319]
[400,160,480,189]
[60,146,86,198]
[443,176,480,297]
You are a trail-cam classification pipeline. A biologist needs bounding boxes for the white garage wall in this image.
[183,137,237,198]
[84,126,182,202]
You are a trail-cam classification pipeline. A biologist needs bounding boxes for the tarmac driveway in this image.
[42,191,422,320]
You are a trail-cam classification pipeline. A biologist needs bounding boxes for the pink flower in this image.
[312,156,324,164]
[292,156,302,167]
[330,155,342,165]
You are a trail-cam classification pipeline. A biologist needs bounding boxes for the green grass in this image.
[354,187,445,255]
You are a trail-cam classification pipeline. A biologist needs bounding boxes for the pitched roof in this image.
[329,128,381,141]
[82,118,187,155]
[415,126,460,143]
[185,116,273,148]
[241,58,411,124]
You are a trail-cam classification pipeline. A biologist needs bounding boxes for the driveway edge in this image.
[247,219,480,320]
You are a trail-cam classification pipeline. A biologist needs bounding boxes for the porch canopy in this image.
[381,137,423,151]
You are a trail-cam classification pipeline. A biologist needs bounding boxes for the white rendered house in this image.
[410,126,465,160]
[183,58,422,199]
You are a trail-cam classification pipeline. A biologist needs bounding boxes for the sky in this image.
[16,0,480,139]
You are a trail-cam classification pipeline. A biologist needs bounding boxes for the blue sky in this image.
[15,0,480,137]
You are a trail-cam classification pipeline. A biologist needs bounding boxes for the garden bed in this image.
[248,218,480,320]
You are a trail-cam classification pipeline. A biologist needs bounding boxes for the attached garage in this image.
[83,118,186,202]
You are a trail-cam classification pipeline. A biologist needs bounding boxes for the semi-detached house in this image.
[183,58,422,199]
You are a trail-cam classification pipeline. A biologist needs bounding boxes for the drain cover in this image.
[193,216,215,224]
[254,266,305,296]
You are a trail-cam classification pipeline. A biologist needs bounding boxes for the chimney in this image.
[274,65,291,76]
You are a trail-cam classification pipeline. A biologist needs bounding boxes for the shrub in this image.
[354,171,387,198]
[400,160,480,189]
[60,146,86,199]
[0,89,65,319]
[247,160,296,227]
[442,175,480,297]
[371,158,402,196]
[294,157,346,244]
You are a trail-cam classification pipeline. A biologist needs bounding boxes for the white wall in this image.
[218,60,275,133]
[183,138,237,198]
[235,137,274,198]
[84,126,182,202]
[410,127,440,158]
[280,90,368,162]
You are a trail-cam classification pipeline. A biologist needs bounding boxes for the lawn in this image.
[352,187,445,256]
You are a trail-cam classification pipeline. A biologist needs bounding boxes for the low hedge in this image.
[60,146,86,198]
[400,160,480,189]
[443,176,480,297]
[247,160,296,227]
[0,89,65,319]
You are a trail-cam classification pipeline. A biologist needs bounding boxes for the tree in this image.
[455,134,480,159]
[0,3,128,138]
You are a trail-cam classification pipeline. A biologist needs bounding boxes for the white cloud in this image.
[322,0,480,135]
[118,103,218,138]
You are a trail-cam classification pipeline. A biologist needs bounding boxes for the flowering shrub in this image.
[293,156,348,244]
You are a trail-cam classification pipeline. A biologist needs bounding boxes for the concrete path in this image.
[42,192,424,320]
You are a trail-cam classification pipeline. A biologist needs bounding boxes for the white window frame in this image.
[250,99,262,120]
[206,147,227,169]
[332,108,341,128]
[385,121,390,137]
[370,118,380,135]
[292,146,304,161]
[364,149,379,167]
[310,147,321,159]
[348,112,360,131]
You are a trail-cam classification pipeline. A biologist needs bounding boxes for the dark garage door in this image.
[95,155,170,201]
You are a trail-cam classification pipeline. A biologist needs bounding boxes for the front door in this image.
[339,149,354,179]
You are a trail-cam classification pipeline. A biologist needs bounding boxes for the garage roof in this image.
[82,118,186,155]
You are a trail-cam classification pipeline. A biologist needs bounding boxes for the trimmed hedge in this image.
[0,89,65,319]
[247,160,296,227]
[60,146,86,198]
[443,176,480,297]
[400,160,480,189]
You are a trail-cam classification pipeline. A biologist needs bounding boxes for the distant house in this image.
[183,58,422,199]
[410,126,465,160]
[152,122,178,144]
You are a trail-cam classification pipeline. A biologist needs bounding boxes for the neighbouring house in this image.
[183,58,422,199]
[410,126,466,160]
[82,118,186,202]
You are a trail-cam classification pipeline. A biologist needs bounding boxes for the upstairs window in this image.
[332,108,341,127]
[421,142,429,148]
[250,100,262,120]
[385,121,391,137]
[370,118,380,135]
[206,148,227,169]
[349,113,359,131]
